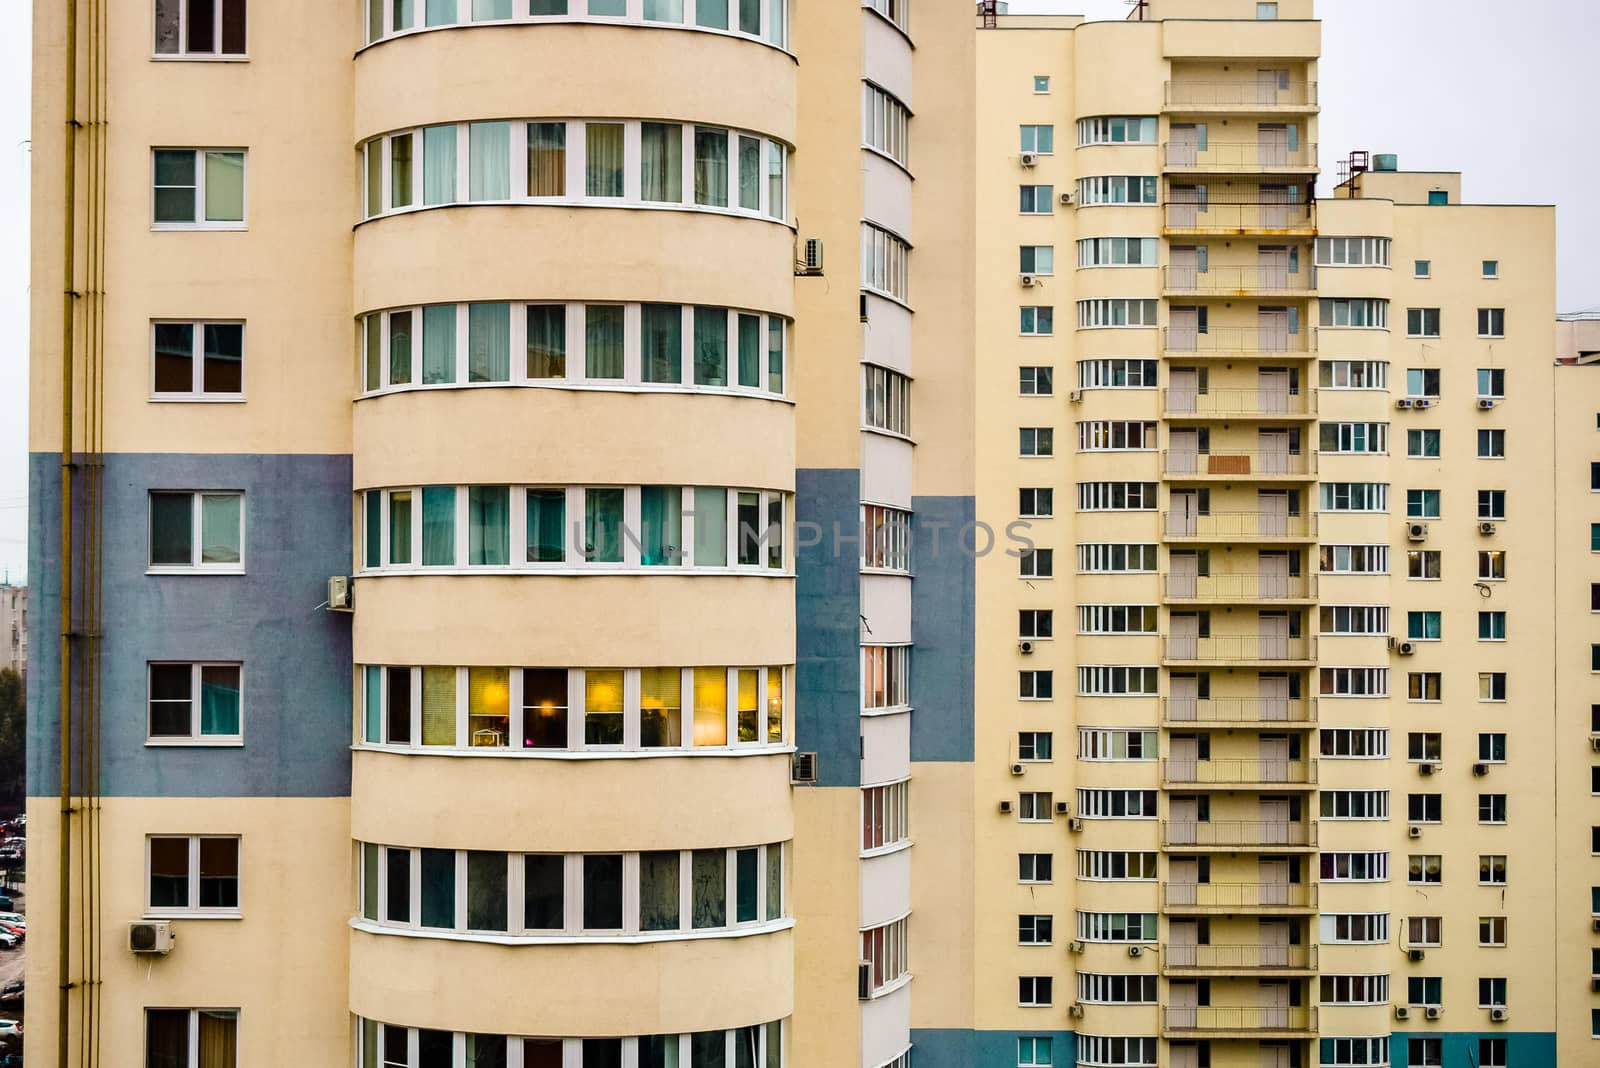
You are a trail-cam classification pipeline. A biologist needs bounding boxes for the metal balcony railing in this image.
[1163,387,1315,418]
[1161,758,1318,787]
[1164,80,1320,108]
[1161,141,1319,171]
[1161,881,1316,909]
[1162,697,1317,725]
[1161,449,1316,479]
[1161,820,1317,848]
[1162,265,1317,294]
[1161,942,1317,971]
[1161,1005,1316,1033]
[1164,201,1316,233]
[1163,572,1316,601]
[1162,510,1315,541]
[1162,325,1315,356]
[1162,635,1315,663]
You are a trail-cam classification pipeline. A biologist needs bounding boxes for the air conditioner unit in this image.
[1590,977,1600,993]
[1068,389,1084,403]
[1490,1007,1508,1023]
[859,294,869,323]
[1019,640,1035,655]
[1419,762,1438,776]
[1472,762,1488,777]
[1021,274,1039,287]
[1068,1003,1085,1019]
[326,575,352,611]
[1477,398,1497,409]
[1069,940,1086,954]
[1396,641,1417,656]
[800,238,825,275]
[858,961,873,1000]
[1478,521,1497,535]
[1059,191,1074,205]
[999,799,1014,814]
[1011,763,1026,776]
[1590,737,1600,753]
[1394,1005,1411,1021]
[1396,399,1415,410]
[1055,801,1071,816]
[1407,825,1423,839]
[1128,945,1143,958]
[791,752,819,784]
[1415,398,1435,409]
[1020,151,1039,167]
[129,921,174,956]
[1425,1006,1443,1020]
[1592,917,1600,933]
[1408,947,1426,961]
[1407,522,1429,542]
[1068,817,1085,832]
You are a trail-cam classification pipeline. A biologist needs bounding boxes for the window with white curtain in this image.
[367,0,791,46]
[152,148,246,229]
[862,82,910,167]
[1078,237,1158,267]
[862,645,910,709]
[861,223,910,301]
[1077,175,1159,205]
[863,365,911,436]
[1077,116,1157,145]
[1077,299,1159,328]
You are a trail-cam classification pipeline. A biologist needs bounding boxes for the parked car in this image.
[0,932,17,950]
[0,923,23,941]
[0,1020,20,1035]
[0,898,17,912]
[0,915,21,926]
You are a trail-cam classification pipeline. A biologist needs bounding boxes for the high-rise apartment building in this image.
[26,0,1595,1065]
[0,584,23,677]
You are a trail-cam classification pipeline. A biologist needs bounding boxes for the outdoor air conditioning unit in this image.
[129,921,174,956]
[1592,917,1600,933]
[1477,398,1497,409]
[1021,274,1039,287]
[1590,737,1600,753]
[1407,523,1429,542]
[1059,191,1074,205]
[999,800,1014,814]
[1590,977,1600,993]
[1472,762,1489,777]
[1396,399,1415,410]
[1069,390,1084,403]
[1011,763,1026,776]
[1490,1008,1509,1023]
[858,961,873,1000]
[1019,640,1035,655]
[791,752,818,784]
[1020,151,1039,167]
[1425,1006,1443,1020]
[799,238,825,275]
[1395,641,1417,656]
[1128,945,1143,958]
[1068,817,1085,832]
[1069,940,1086,954]
[1394,1005,1411,1021]
[1068,1003,1085,1019]
[326,575,353,611]
[1408,947,1426,961]
[1478,522,1497,535]
[1407,825,1423,839]
[1415,398,1435,409]
[1055,801,1071,816]
[1419,761,1438,776]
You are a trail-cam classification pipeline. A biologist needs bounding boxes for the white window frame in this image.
[145,835,241,918]
[151,148,247,231]
[147,661,244,747]
[144,1009,241,1068]
[147,490,246,574]
[150,320,247,401]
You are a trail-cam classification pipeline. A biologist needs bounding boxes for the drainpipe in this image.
[58,0,80,1063]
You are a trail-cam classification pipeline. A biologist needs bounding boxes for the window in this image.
[1076,789,1158,819]
[1406,429,1440,458]
[1406,308,1441,338]
[1406,489,1441,519]
[1319,483,1388,513]
[362,1024,784,1068]
[1019,125,1054,154]
[1477,368,1505,398]
[1077,117,1157,145]
[148,835,240,916]
[861,918,908,994]
[1478,550,1506,580]
[1477,490,1505,521]
[153,148,246,228]
[1018,1036,1053,1068]
[1483,260,1499,279]
[860,223,910,301]
[149,491,243,571]
[145,1009,240,1068]
[152,321,244,398]
[1020,245,1054,275]
[1407,672,1442,702]
[1320,790,1389,820]
[1019,367,1053,397]
[1017,976,1052,1007]
[1076,912,1156,942]
[1078,421,1157,451]
[1428,190,1449,205]
[1018,853,1053,883]
[1479,732,1506,762]
[861,83,910,167]
[1019,671,1053,700]
[1319,913,1389,943]
[1320,975,1389,1005]
[1319,360,1388,390]
[1476,430,1506,460]
[1033,76,1051,93]
[1319,667,1387,697]
[1020,428,1053,457]
[1477,672,1506,702]
[1077,851,1157,881]
[1406,793,1442,826]
[1077,726,1158,756]
[1019,488,1053,518]
[1320,605,1389,635]
[1257,1,1278,17]
[1019,306,1054,335]
[1018,731,1053,760]
[1019,548,1053,579]
[1314,237,1390,267]
[861,505,911,571]
[1319,422,1388,454]
[861,781,908,852]
[863,365,912,435]
[1479,917,1507,947]
[1078,238,1158,268]
[1079,606,1158,635]
[1077,544,1157,573]
[1404,611,1440,641]
[156,0,247,55]
[1407,854,1442,885]
[1018,914,1054,944]
[863,646,910,710]
[1479,854,1507,885]
[148,663,241,743]
[1019,185,1054,214]
[1319,1038,1388,1067]
[1407,550,1441,580]
[1415,260,1431,278]
[1478,308,1505,338]
[1477,978,1507,1008]
[1319,298,1388,328]
[1319,729,1388,758]
[1076,176,1159,206]
[1408,1037,1443,1067]
[1076,1037,1156,1067]
[1478,794,1507,824]
[1078,299,1158,328]
[1319,545,1388,575]
[1018,606,1052,642]
[1078,482,1157,511]
[1405,368,1440,397]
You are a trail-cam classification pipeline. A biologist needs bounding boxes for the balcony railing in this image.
[1162,265,1317,295]
[1161,1005,1316,1034]
[1161,449,1315,479]
[1164,387,1315,419]
[1163,697,1317,726]
[1162,942,1317,971]
[1161,758,1317,787]
[1161,820,1317,848]
[1162,141,1319,172]
[1164,80,1319,108]
[1162,510,1315,541]
[1163,325,1315,356]
[1161,881,1316,909]
[1163,572,1316,602]
[1164,201,1316,233]
[1162,635,1315,663]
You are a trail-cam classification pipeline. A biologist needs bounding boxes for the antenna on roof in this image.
[1126,0,1149,19]
[1337,150,1371,186]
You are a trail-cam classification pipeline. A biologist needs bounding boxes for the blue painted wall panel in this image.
[911,1028,1074,1068]
[28,452,354,798]
[795,468,862,788]
[910,496,975,764]
[1387,1031,1555,1066]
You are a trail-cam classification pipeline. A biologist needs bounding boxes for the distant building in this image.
[0,585,23,678]
[1558,308,1600,363]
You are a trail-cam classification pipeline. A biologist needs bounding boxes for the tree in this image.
[0,669,22,810]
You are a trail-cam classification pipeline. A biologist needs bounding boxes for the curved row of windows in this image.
[363,0,790,49]
[358,1017,785,1068]
[358,485,787,572]
[358,664,787,751]
[359,301,787,397]
[357,841,787,938]
[361,120,789,222]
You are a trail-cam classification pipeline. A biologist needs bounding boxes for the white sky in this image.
[0,0,1595,583]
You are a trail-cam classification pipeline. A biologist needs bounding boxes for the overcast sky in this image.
[0,0,1595,584]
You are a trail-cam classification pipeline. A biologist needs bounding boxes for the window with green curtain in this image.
[362,844,380,920]
[204,151,245,222]
[468,302,511,382]
[529,0,567,12]
[364,315,381,391]
[468,667,510,748]
[468,121,510,201]
[584,669,624,745]
[527,122,566,197]
[764,844,782,919]
[419,848,455,927]
[389,310,413,385]
[694,127,729,206]
[767,317,784,393]
[639,851,680,930]
[640,486,682,566]
[421,486,456,565]
[586,123,625,197]
[694,307,727,386]
[585,305,625,379]
[692,849,727,927]
[693,487,727,566]
[150,492,194,565]
[467,486,509,565]
[393,0,416,31]
[738,134,760,210]
[365,141,382,218]
[526,305,566,378]
[735,847,758,922]
[526,489,566,563]
[425,0,457,25]
[585,488,623,563]
[364,666,383,742]
[693,667,727,746]
[766,141,785,220]
[696,0,728,28]
[386,666,412,745]
[641,304,683,384]
[587,0,624,13]
[737,313,760,387]
[466,851,507,930]
[640,667,682,746]
[640,122,683,202]
[421,666,456,745]
[200,493,242,564]
[200,665,241,735]
[423,125,457,205]
[643,0,682,21]
[389,491,413,564]
[365,490,382,568]
[422,304,457,384]
[472,0,511,18]
[391,133,414,209]
[736,668,759,742]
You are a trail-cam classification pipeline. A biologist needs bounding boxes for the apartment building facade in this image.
[0,584,23,677]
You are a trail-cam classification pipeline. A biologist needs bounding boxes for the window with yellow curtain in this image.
[766,667,784,743]
[422,666,457,745]
[640,667,682,747]
[468,667,510,747]
[585,669,624,745]
[693,667,728,746]
[736,668,760,742]
[197,1009,238,1068]
[527,122,566,197]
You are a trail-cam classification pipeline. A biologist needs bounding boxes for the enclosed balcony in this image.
[1162,634,1315,667]
[1160,758,1317,790]
[1162,696,1317,728]
[1162,140,1319,174]
[1162,510,1316,543]
[1161,881,1316,913]
[1160,820,1317,850]
[1163,387,1316,421]
[1163,79,1319,112]
[1161,449,1315,481]
[1164,197,1316,236]
[1161,943,1317,976]
[1162,572,1316,604]
[1162,264,1317,298]
[1160,1005,1316,1038]
[1162,325,1315,359]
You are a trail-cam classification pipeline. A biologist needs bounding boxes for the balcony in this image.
[1164,80,1319,111]
[1162,696,1317,728]
[1163,326,1315,359]
[1163,571,1316,604]
[1160,1005,1316,1038]
[1161,449,1315,481]
[1164,200,1316,236]
[1161,942,1318,975]
[1163,387,1316,421]
[1162,634,1315,666]
[1160,758,1317,790]
[1162,265,1317,298]
[1162,510,1316,543]
[1162,140,1319,174]
[1161,820,1317,850]
[1161,881,1316,913]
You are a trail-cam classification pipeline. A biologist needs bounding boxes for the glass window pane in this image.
[423,124,458,205]
[585,305,625,379]
[640,666,683,747]
[737,491,761,565]
[467,666,510,747]
[586,123,625,197]
[202,323,243,393]
[696,0,728,28]
[422,304,457,384]
[738,135,761,210]
[387,666,412,745]
[584,669,624,745]
[203,151,245,222]
[469,121,511,201]
[214,1,247,55]
[641,122,683,203]
[362,843,380,920]
[694,307,728,386]
[523,854,564,929]
[389,310,414,385]
[426,0,458,24]
[149,837,190,907]
[523,668,569,749]
[200,494,241,564]
[640,486,683,566]
[468,302,511,382]
[766,141,785,220]
[694,667,728,746]
[366,141,382,219]
[467,1034,508,1068]
[527,305,566,378]
[585,488,624,563]
[473,0,511,17]
[639,1036,679,1068]
[198,837,238,908]
[146,1009,189,1065]
[154,322,194,394]
[385,848,410,922]
[691,1032,727,1068]
[468,485,510,565]
[150,663,193,737]
[735,846,758,922]
[766,668,783,743]
[420,847,455,928]
[422,486,456,565]
[737,668,759,742]
[419,1030,453,1067]
[422,665,457,745]
[692,487,728,567]
[529,0,568,11]
[391,133,414,209]
[527,122,567,197]
[765,844,782,919]
[767,317,784,393]
[587,0,624,12]
[467,851,507,930]
[583,854,623,929]
[526,489,566,563]
[390,491,413,565]
[199,665,241,735]
[641,303,684,384]
[737,313,761,387]
[692,849,727,928]
[155,0,181,53]
[583,1039,623,1068]
[644,0,683,19]
[153,150,197,223]
[640,850,681,931]
[694,127,729,206]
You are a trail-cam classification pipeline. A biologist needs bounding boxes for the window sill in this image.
[146,739,244,748]
[352,743,794,760]
[860,840,913,861]
[863,973,913,1001]
[859,566,913,579]
[360,380,794,406]
[860,426,916,446]
[149,395,247,404]
[355,565,793,578]
[356,198,794,233]
[145,567,246,577]
[861,286,913,313]
[150,54,249,62]
[353,17,798,63]
[151,224,248,233]
[145,911,241,921]
[861,704,913,719]
[349,915,794,946]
